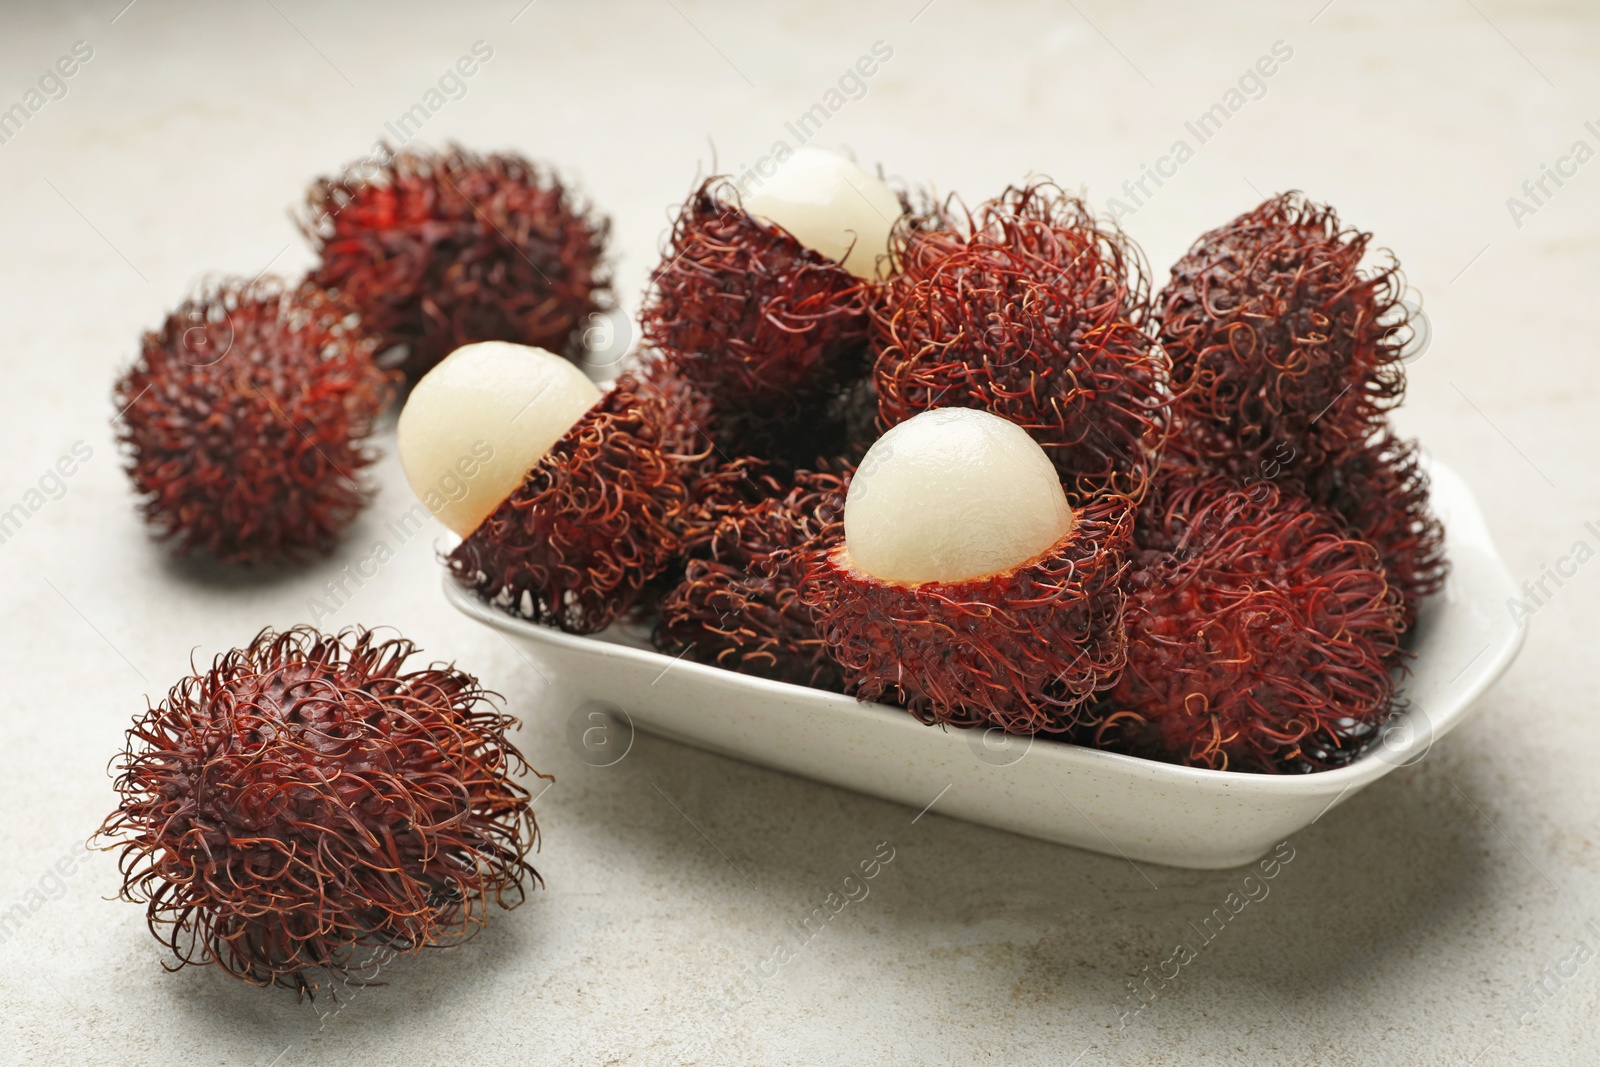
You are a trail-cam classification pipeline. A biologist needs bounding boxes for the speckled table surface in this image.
[2,1,1596,1064]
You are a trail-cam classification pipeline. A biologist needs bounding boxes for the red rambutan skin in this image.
[1157,191,1410,468]
[873,184,1169,501]
[97,627,543,996]
[639,179,871,423]
[448,376,687,634]
[1166,420,1447,632]
[655,464,852,689]
[112,277,395,564]
[799,495,1132,733]
[1298,432,1448,631]
[302,144,611,383]
[1099,472,1405,773]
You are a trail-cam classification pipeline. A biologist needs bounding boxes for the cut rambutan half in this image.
[1156,191,1411,468]
[798,408,1131,731]
[1097,470,1406,772]
[873,183,1169,501]
[655,463,851,689]
[398,342,686,634]
[301,144,611,384]
[112,277,395,564]
[96,626,544,995]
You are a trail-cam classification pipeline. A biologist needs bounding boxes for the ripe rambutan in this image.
[799,409,1130,731]
[112,277,395,564]
[873,183,1168,501]
[97,626,544,995]
[301,144,611,384]
[1157,191,1410,468]
[1299,432,1448,630]
[398,344,686,634]
[639,148,903,451]
[1098,471,1405,772]
[655,463,851,688]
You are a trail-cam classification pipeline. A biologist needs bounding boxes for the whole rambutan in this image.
[655,464,851,688]
[1097,471,1405,772]
[112,277,395,564]
[639,176,871,424]
[1299,432,1448,630]
[799,409,1131,731]
[97,626,544,995]
[301,144,611,383]
[441,373,687,633]
[1157,191,1410,468]
[873,183,1169,501]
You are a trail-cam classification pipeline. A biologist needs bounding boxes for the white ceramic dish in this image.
[446,460,1523,869]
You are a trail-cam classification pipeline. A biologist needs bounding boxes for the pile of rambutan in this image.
[619,180,1446,774]
[407,163,1446,776]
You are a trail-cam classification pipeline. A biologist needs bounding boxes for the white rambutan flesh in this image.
[742,146,904,280]
[843,407,1073,584]
[397,341,601,537]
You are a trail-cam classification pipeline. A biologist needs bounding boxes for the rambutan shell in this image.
[655,464,851,688]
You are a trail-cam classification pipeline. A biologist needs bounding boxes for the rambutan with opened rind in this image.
[800,492,1132,734]
[446,374,687,634]
[640,178,872,435]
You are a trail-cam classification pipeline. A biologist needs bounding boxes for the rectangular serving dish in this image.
[446,460,1523,869]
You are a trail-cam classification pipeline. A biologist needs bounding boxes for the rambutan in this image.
[301,144,611,384]
[639,177,870,419]
[1098,471,1405,772]
[445,402,683,629]
[1156,191,1410,468]
[873,183,1168,501]
[799,408,1130,731]
[655,464,851,688]
[112,277,395,564]
[97,626,544,995]
[1299,432,1448,630]
[639,148,906,464]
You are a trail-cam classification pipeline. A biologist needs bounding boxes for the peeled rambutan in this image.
[440,371,687,633]
[1157,191,1410,468]
[873,183,1168,501]
[798,408,1130,731]
[301,144,611,383]
[1097,471,1405,772]
[112,277,395,564]
[655,463,851,688]
[97,626,544,995]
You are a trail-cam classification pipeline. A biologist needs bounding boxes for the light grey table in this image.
[1,1,1594,1063]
